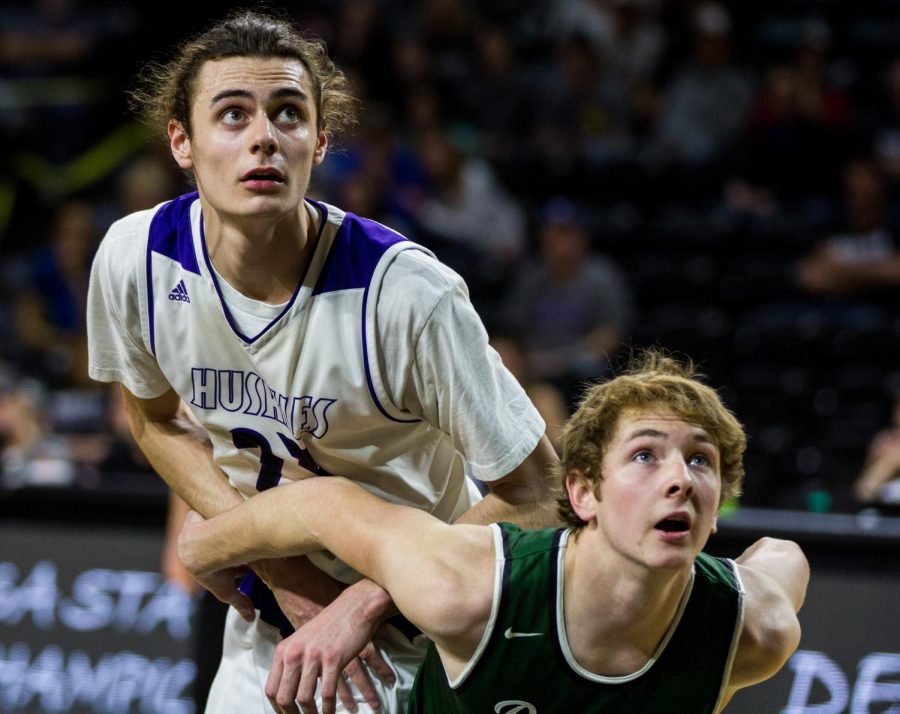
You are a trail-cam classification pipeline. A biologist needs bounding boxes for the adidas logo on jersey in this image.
[168,280,190,303]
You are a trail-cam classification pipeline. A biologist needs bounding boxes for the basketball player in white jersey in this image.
[86,9,558,714]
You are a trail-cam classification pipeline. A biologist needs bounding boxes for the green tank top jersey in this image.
[408,523,744,714]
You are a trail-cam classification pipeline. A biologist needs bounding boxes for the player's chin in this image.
[650,553,694,572]
[237,195,295,217]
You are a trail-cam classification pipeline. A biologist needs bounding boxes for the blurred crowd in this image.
[2,0,900,513]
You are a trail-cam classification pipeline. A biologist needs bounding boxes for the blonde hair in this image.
[557,349,746,527]
[130,9,357,141]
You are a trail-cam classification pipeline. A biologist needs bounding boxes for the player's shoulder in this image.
[694,553,742,591]
[499,523,565,558]
[95,201,168,269]
[383,244,463,295]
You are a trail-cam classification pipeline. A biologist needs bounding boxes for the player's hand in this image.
[255,555,344,626]
[177,510,255,620]
[192,564,256,622]
[264,579,397,714]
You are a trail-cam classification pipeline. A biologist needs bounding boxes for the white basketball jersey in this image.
[88,192,544,585]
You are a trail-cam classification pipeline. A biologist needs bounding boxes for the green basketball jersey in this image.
[407,523,744,713]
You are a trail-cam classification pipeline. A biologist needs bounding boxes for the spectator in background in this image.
[502,198,634,401]
[870,57,900,185]
[797,158,900,297]
[416,0,478,82]
[113,149,184,217]
[454,24,531,168]
[601,0,665,90]
[0,365,74,490]
[0,0,104,163]
[548,0,664,90]
[533,31,634,167]
[644,2,753,165]
[384,33,435,113]
[854,394,900,504]
[12,200,97,387]
[328,0,391,100]
[725,16,852,219]
[408,125,527,307]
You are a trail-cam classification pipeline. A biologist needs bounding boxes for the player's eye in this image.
[221,108,246,125]
[633,450,654,464]
[689,453,711,468]
[275,105,302,124]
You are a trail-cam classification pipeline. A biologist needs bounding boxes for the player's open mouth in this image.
[654,513,691,533]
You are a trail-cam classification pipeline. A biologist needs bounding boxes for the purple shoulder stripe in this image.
[312,211,406,295]
[146,192,200,355]
[148,192,201,275]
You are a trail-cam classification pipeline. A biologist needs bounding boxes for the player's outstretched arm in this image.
[180,479,496,714]
[718,537,809,711]
[178,476,496,646]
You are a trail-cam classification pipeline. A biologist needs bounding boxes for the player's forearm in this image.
[179,477,365,576]
[137,419,241,516]
[124,397,242,517]
[454,435,560,529]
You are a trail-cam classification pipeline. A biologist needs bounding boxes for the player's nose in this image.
[249,113,278,155]
[664,458,695,499]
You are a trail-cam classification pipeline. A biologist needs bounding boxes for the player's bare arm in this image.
[124,385,395,708]
[454,434,560,529]
[179,477,497,710]
[718,537,809,711]
[122,386,242,515]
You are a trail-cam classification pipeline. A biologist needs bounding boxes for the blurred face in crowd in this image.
[540,221,589,277]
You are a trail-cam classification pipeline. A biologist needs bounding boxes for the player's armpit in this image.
[455,435,559,530]
[380,520,496,656]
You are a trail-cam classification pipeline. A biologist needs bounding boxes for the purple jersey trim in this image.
[312,209,421,423]
[146,239,155,356]
[199,199,327,344]
[148,192,202,274]
[361,276,421,424]
[312,211,407,295]
[146,192,201,355]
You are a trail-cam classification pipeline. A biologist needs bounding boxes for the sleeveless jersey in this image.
[408,524,744,714]
[87,192,544,589]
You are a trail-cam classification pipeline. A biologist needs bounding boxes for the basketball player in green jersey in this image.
[178,350,809,714]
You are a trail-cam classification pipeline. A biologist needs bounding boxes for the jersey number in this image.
[230,428,331,492]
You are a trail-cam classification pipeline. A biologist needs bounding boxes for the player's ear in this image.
[169,120,193,170]
[312,126,328,166]
[567,470,599,523]
[711,515,718,535]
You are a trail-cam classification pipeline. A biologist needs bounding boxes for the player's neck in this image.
[562,530,693,676]
[202,202,317,303]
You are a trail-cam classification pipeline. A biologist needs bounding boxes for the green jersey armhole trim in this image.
[448,522,505,689]
[713,558,746,712]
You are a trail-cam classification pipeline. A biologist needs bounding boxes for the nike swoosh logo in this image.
[504,627,543,639]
